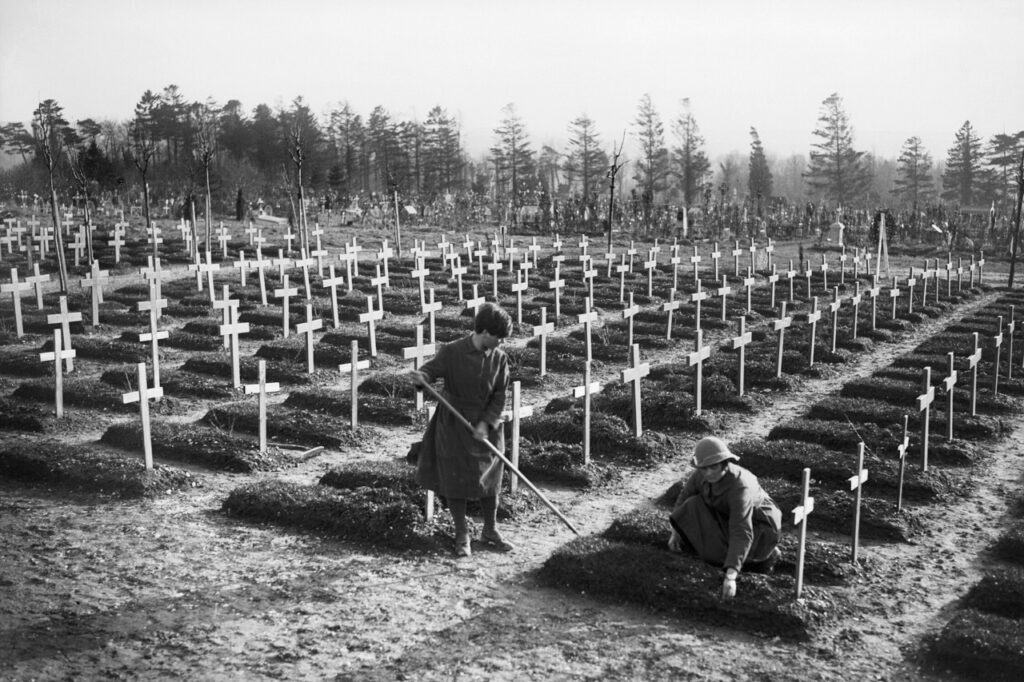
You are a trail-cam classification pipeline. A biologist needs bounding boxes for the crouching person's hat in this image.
[692,436,739,468]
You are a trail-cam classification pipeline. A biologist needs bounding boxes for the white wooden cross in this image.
[549,264,565,323]
[642,252,657,297]
[572,360,603,464]
[806,296,822,367]
[292,249,316,300]
[198,251,221,302]
[501,381,535,493]
[244,221,257,246]
[896,414,911,512]
[1007,305,1015,382]
[838,245,848,285]
[669,244,682,290]
[138,281,169,389]
[147,222,164,252]
[582,258,598,301]
[273,274,298,338]
[47,296,81,372]
[747,240,758,273]
[803,260,813,298]
[968,254,976,288]
[465,283,485,317]
[1,267,32,336]
[615,253,630,303]
[528,237,542,270]
[139,256,165,318]
[957,257,964,293]
[905,268,918,315]
[376,239,394,285]
[283,225,296,254]
[359,294,384,357]
[122,362,164,469]
[532,306,554,377]
[295,303,323,374]
[867,276,882,331]
[793,467,815,599]
[622,292,640,349]
[410,257,429,306]
[311,225,329,274]
[578,296,599,362]
[403,324,436,411]
[978,250,985,285]
[252,249,271,305]
[849,442,868,563]
[993,315,1004,394]
[518,251,534,288]
[849,282,862,339]
[604,246,618,278]
[552,233,563,254]
[711,242,722,280]
[243,360,280,453]
[772,300,793,380]
[767,263,780,309]
[72,228,86,267]
[764,239,775,272]
[474,244,488,278]
[968,332,982,417]
[688,328,711,415]
[346,239,361,278]
[817,253,830,291]
[620,343,650,437]
[339,340,371,429]
[731,315,753,396]
[626,241,638,272]
[511,270,528,326]
[234,250,253,288]
[487,253,503,300]
[786,259,798,303]
[690,279,709,331]
[742,267,755,314]
[663,288,682,340]
[39,329,75,418]
[942,351,958,443]
[319,264,344,329]
[888,277,901,320]
[108,227,125,263]
[26,263,51,310]
[731,240,743,276]
[211,285,239,350]
[917,366,935,472]
[219,303,249,388]
[422,288,442,345]
[827,287,842,353]
[716,275,732,322]
[216,222,231,259]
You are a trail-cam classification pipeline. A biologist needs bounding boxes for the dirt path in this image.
[2,279,1020,680]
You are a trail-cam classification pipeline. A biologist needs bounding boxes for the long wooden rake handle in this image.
[418,380,580,536]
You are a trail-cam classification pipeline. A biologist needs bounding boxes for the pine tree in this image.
[748,127,773,202]
[892,136,934,207]
[804,93,870,205]
[672,98,710,206]
[563,114,608,210]
[631,94,670,204]
[941,120,983,205]
[986,131,1024,209]
[490,103,535,213]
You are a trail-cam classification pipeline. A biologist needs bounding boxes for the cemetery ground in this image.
[2,212,1024,680]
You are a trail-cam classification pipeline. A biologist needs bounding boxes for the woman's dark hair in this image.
[475,302,513,338]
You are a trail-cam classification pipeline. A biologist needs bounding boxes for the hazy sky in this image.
[1,0,1021,166]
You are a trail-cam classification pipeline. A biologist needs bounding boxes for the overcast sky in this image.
[1,0,1021,165]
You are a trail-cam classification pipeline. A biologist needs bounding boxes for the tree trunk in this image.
[1008,150,1024,287]
[205,164,213,256]
[47,181,69,294]
[142,176,155,261]
[83,196,94,264]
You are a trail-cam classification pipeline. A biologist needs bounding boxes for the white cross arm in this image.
[793,497,815,524]
[403,343,437,360]
[621,364,651,383]
[848,469,868,491]
[572,382,604,398]
[943,371,958,391]
[140,330,170,342]
[123,386,164,403]
[501,405,535,422]
[687,346,711,365]
[40,347,76,362]
[244,381,281,395]
[917,386,935,411]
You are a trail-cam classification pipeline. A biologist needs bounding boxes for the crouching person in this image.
[668,436,782,600]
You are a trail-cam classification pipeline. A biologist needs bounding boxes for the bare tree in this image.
[31,99,73,293]
[126,90,160,256]
[191,99,219,255]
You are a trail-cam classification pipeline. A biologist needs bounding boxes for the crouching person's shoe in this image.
[747,547,782,573]
[454,533,472,558]
[481,528,515,552]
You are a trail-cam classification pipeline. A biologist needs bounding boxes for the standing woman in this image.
[668,436,782,599]
[411,302,514,557]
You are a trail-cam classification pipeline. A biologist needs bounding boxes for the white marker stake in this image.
[793,467,815,600]
[122,362,164,470]
[848,442,868,563]
[243,360,281,453]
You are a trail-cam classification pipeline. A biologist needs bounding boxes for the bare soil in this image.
[2,224,1022,681]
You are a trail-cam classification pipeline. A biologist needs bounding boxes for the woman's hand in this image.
[721,568,738,600]
[473,421,490,441]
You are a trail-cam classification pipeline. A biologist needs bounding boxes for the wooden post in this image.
[942,351,958,443]
[731,316,753,396]
[338,340,370,429]
[888,277,901,319]
[487,253,503,300]
[731,240,742,276]
[243,360,281,453]
[512,270,528,326]
[688,329,711,415]
[690,245,701,283]
[828,287,841,353]
[643,252,656,297]
[768,263,779,310]
[917,367,935,472]
[742,267,755,314]
[500,381,534,494]
[578,297,599,363]
[622,292,640,350]
[993,315,1004,394]
[819,253,829,292]
[615,254,629,303]
[774,301,792,379]
[716,275,731,322]
[122,362,164,469]
[620,344,650,437]
[533,307,554,377]
[39,329,75,418]
[905,268,917,315]
[410,257,429,306]
[403,325,436,411]
[786,259,797,303]
[451,257,467,301]
[867,276,881,331]
[849,442,868,563]
[322,264,345,329]
[690,279,708,331]
[806,297,821,367]
[571,360,603,464]
[663,288,681,340]
[793,467,814,600]
[1007,306,1015,381]
[548,263,565,323]
[849,282,862,339]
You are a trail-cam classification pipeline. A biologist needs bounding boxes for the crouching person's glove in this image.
[721,568,738,600]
